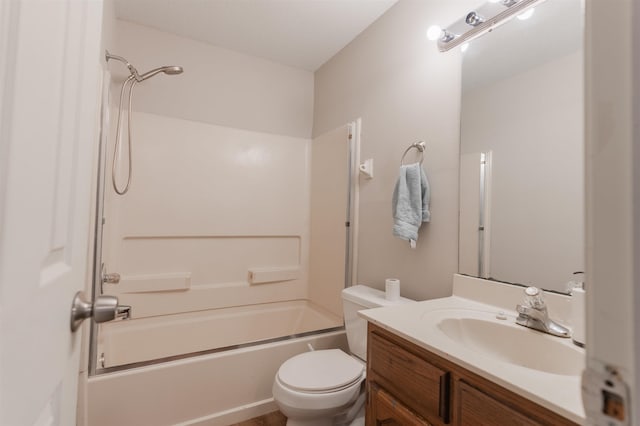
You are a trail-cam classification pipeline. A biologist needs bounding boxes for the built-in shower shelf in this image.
[114,272,192,293]
[248,266,300,284]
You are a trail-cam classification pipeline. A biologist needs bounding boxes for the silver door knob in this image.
[70,291,131,332]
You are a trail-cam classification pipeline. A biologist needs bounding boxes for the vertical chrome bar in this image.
[88,71,111,376]
[344,123,355,288]
[478,152,486,277]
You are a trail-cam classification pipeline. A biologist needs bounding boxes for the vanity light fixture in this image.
[436,0,546,52]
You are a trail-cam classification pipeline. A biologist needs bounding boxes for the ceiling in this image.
[114,0,398,71]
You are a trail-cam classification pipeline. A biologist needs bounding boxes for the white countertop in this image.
[359,275,586,424]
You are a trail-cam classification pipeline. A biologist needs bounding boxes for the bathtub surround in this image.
[313,0,477,301]
[102,112,311,320]
[99,111,353,368]
[99,15,352,361]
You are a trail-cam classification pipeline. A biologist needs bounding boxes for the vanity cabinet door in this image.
[455,381,541,426]
[368,331,450,425]
[370,384,432,426]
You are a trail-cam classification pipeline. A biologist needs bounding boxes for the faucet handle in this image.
[523,286,545,309]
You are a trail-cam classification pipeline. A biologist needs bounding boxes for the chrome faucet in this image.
[515,287,571,338]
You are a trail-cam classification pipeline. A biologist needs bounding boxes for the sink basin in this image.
[429,310,584,376]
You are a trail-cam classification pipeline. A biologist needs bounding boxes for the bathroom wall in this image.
[111,20,314,138]
[313,0,477,301]
[460,51,584,289]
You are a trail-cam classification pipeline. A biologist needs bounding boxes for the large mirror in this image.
[458,0,584,293]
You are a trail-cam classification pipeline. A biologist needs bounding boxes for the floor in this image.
[231,411,287,426]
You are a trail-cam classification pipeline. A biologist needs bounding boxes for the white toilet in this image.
[272,285,414,426]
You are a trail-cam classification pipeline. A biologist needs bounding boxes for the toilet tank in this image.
[342,285,414,361]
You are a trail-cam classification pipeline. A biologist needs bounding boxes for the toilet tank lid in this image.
[342,285,415,308]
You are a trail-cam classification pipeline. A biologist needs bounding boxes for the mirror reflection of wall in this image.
[459,0,584,293]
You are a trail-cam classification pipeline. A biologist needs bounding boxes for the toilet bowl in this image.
[272,285,414,426]
[272,349,365,426]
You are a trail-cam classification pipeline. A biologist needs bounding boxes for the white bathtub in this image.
[100,299,343,367]
[87,301,346,426]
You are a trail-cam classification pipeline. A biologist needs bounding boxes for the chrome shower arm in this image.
[105,50,141,81]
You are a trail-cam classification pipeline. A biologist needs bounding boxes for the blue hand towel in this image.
[392,163,430,248]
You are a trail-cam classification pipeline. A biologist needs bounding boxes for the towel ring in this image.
[400,141,426,165]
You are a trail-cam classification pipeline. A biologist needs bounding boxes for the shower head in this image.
[163,66,184,75]
[137,66,184,82]
[105,51,183,82]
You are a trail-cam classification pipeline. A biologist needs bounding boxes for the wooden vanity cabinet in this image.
[366,323,578,426]
[369,384,431,426]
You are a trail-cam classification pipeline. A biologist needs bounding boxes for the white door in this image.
[0,1,104,425]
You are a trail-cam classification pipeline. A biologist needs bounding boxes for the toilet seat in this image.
[277,349,364,394]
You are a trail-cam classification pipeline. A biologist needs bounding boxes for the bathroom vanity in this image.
[366,323,576,426]
[360,275,585,426]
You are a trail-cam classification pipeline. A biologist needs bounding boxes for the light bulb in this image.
[517,8,535,20]
[426,25,442,41]
[465,11,485,27]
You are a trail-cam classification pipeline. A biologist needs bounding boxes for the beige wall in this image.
[110,20,314,138]
[313,0,475,301]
